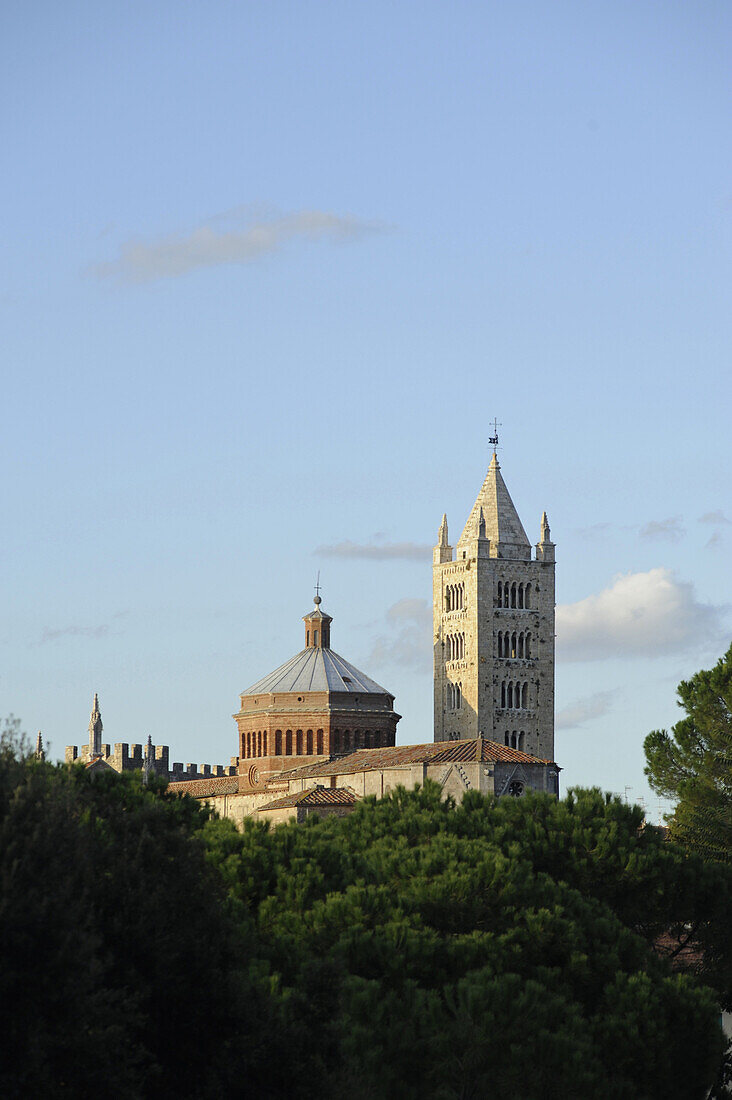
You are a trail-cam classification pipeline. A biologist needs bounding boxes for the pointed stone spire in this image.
[434,512,453,564]
[88,693,103,758]
[536,511,555,562]
[438,513,449,546]
[35,731,45,762]
[142,734,153,785]
[458,454,530,559]
[478,507,486,539]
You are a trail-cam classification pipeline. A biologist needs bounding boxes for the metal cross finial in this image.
[488,417,502,455]
[314,571,322,599]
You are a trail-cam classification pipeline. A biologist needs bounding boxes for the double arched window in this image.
[445,632,466,661]
[495,581,531,609]
[496,631,532,659]
[445,583,465,612]
[504,730,526,750]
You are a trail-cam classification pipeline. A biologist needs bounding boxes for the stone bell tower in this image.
[433,451,555,760]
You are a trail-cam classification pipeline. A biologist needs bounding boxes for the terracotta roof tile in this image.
[168,776,240,797]
[273,737,555,781]
[259,785,360,812]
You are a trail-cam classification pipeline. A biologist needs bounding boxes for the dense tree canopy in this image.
[1,722,729,1098]
[204,781,731,1098]
[645,643,732,864]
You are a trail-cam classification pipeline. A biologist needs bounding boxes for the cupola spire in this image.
[303,594,333,649]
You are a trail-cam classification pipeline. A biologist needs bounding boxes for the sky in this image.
[2,0,730,821]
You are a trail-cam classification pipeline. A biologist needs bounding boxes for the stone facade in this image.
[433,455,555,760]
[168,737,560,826]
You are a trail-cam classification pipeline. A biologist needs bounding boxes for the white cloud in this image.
[699,510,732,525]
[367,598,432,671]
[91,209,384,283]
[316,539,431,561]
[556,691,613,730]
[40,624,111,644]
[575,523,612,540]
[639,516,685,543]
[556,568,727,662]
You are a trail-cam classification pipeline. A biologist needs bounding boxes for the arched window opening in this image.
[525,633,531,658]
[313,630,319,646]
[511,632,517,659]
[306,630,310,646]
[511,730,517,748]
[518,633,524,658]
[495,583,502,608]
[508,682,514,709]
[296,729,303,755]
[518,730,525,750]
[501,682,506,708]
[524,584,531,609]
[505,731,510,746]
[518,584,524,609]
[316,729,324,754]
[306,729,313,754]
[456,682,462,709]
[263,731,268,755]
[521,682,528,708]
[511,584,517,608]
[275,730,282,755]
[285,730,292,756]
[257,730,262,757]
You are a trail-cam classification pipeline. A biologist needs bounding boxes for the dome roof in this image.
[242,647,391,697]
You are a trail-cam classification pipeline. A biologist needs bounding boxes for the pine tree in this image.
[645,643,732,864]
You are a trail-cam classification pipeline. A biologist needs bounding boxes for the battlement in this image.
[64,741,237,781]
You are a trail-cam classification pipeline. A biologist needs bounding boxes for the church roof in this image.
[274,737,556,781]
[458,453,530,550]
[242,647,392,697]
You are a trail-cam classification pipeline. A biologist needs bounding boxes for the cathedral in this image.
[65,451,559,822]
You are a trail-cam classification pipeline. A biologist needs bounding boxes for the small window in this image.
[314,630,319,646]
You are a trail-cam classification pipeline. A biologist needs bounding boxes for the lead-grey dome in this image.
[242,646,392,697]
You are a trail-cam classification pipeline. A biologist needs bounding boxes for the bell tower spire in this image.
[433,442,555,760]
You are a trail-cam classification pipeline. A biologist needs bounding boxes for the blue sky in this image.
[2,0,730,819]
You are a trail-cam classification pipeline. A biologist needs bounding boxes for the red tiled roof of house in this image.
[273,737,555,781]
[259,785,360,812]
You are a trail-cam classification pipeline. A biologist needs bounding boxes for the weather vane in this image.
[488,417,501,455]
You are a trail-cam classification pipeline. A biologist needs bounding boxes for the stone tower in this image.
[433,453,555,759]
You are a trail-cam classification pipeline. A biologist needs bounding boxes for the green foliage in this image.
[645,643,732,863]
[204,782,729,1098]
[1,715,728,1098]
[0,726,272,1099]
